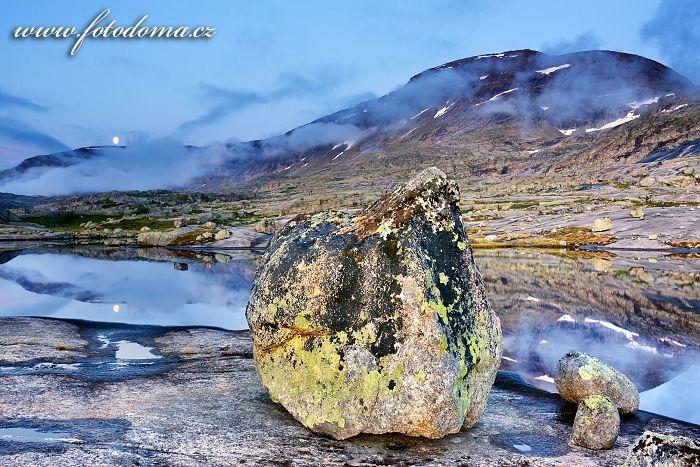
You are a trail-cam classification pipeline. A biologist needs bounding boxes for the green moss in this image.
[578,356,614,382]
[258,334,403,430]
[584,394,613,411]
[24,213,111,230]
[438,272,449,285]
[456,241,467,251]
[426,299,448,323]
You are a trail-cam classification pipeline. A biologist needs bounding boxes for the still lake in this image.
[1,245,698,425]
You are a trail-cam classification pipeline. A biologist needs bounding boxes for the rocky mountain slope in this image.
[1,49,699,218]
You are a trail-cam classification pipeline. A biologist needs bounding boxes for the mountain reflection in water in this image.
[0,246,698,424]
[0,247,258,330]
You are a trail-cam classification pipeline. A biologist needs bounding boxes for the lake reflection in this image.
[0,247,257,330]
[1,245,699,424]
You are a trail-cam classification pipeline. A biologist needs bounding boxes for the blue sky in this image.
[0,0,697,167]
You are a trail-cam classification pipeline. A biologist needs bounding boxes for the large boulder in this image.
[622,431,700,466]
[570,395,620,450]
[555,351,639,413]
[246,167,502,440]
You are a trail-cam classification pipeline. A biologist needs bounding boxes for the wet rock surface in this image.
[555,351,640,413]
[571,395,620,450]
[0,317,699,466]
[246,168,502,439]
[622,431,700,466]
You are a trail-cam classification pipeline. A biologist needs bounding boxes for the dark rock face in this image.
[622,431,700,466]
[570,395,620,450]
[246,167,501,439]
[555,351,639,413]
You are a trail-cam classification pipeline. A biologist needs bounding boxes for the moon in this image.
[112,136,120,145]
[113,304,120,313]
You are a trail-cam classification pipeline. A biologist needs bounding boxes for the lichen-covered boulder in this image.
[555,351,639,413]
[254,218,278,235]
[246,167,501,440]
[570,395,620,450]
[622,431,700,466]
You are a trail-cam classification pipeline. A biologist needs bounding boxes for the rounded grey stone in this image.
[555,351,639,413]
[570,395,620,450]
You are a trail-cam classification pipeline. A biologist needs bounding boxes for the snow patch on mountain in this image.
[434,103,455,118]
[628,96,660,109]
[475,88,519,107]
[411,108,430,119]
[476,53,505,59]
[585,111,640,132]
[535,63,571,75]
[662,104,688,113]
[558,128,576,136]
[331,141,354,160]
[584,317,639,341]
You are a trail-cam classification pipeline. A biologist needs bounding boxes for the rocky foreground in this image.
[0,317,698,466]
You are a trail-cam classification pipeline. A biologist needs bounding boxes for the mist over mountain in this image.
[0,49,698,198]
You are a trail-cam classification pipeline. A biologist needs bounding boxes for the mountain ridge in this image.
[1,49,699,208]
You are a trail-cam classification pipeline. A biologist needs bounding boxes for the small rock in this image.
[195,235,203,242]
[140,226,151,232]
[590,258,612,273]
[622,431,700,466]
[648,234,658,240]
[555,351,639,413]
[570,395,619,450]
[174,217,188,229]
[591,217,612,232]
[253,218,277,235]
[203,221,216,230]
[629,208,644,220]
[174,262,189,271]
[638,176,656,187]
[201,231,213,240]
[214,229,231,240]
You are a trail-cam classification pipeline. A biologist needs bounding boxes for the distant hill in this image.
[1,49,698,208]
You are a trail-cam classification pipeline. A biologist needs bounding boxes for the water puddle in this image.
[96,335,161,360]
[0,427,77,443]
[115,341,160,360]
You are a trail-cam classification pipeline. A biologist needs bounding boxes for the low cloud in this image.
[0,138,217,195]
[641,0,700,83]
[0,88,47,112]
[178,67,353,133]
[0,117,68,168]
[541,31,603,55]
